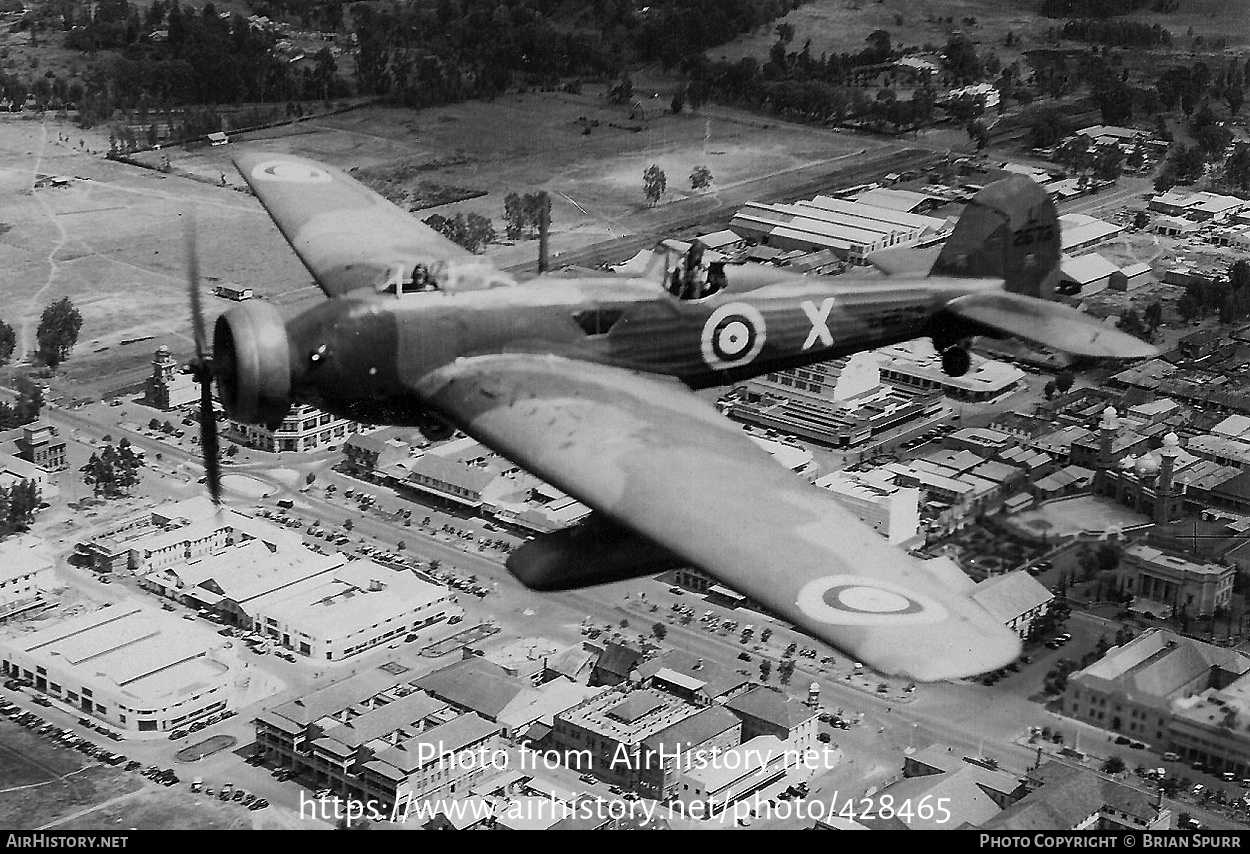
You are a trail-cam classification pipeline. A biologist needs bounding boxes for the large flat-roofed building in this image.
[1169,673,1250,777]
[227,403,356,453]
[247,559,458,661]
[874,341,1024,402]
[730,196,947,264]
[0,535,54,621]
[1,603,239,732]
[814,470,920,545]
[551,687,704,791]
[1120,544,1234,618]
[1064,629,1250,744]
[674,734,792,816]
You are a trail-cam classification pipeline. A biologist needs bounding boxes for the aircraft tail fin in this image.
[931,175,1060,300]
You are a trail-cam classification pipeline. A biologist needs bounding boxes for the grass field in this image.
[0,719,142,828]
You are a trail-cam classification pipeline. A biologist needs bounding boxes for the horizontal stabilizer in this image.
[867,244,941,277]
[945,292,1159,359]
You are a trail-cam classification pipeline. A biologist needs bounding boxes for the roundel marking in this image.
[795,575,948,626]
[700,302,766,370]
[250,160,334,184]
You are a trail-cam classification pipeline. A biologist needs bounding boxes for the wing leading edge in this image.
[414,354,1021,681]
[233,151,473,297]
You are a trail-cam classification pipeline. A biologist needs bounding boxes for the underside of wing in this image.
[233,152,473,297]
[415,354,1022,681]
[945,291,1160,359]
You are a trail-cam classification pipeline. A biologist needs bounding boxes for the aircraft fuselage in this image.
[276,265,1002,428]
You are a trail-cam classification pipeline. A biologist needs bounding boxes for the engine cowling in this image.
[213,301,292,429]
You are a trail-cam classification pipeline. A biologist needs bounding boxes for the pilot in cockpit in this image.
[667,241,725,301]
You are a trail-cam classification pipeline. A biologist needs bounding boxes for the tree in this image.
[0,319,14,367]
[35,297,83,369]
[759,659,772,682]
[305,472,316,485]
[1055,370,1075,394]
[643,165,666,207]
[397,540,406,551]
[941,33,982,84]
[422,213,495,254]
[1044,380,1057,399]
[343,518,353,531]
[1226,144,1250,191]
[690,165,713,191]
[652,622,667,640]
[1144,301,1163,332]
[1132,211,1150,230]
[1102,755,1126,774]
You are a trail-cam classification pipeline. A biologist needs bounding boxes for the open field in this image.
[0,91,893,393]
[0,719,142,828]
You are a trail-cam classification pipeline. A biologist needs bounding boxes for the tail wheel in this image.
[941,346,971,378]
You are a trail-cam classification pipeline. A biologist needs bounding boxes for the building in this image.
[1108,262,1152,292]
[143,345,199,411]
[971,572,1054,639]
[15,422,66,471]
[729,195,947,264]
[246,559,458,661]
[729,366,942,449]
[866,746,1025,830]
[0,535,54,621]
[0,603,241,733]
[1059,252,1119,296]
[80,496,301,576]
[874,341,1024,402]
[342,430,417,478]
[982,761,1171,830]
[227,403,356,453]
[550,687,705,792]
[814,470,920,545]
[673,735,793,816]
[1149,190,1245,222]
[0,451,56,504]
[397,454,496,512]
[1063,629,1250,744]
[1120,544,1234,619]
[636,705,742,799]
[722,686,819,754]
[1059,213,1123,252]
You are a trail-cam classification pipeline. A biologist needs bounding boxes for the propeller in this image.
[185,211,222,505]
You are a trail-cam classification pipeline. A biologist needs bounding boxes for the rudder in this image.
[931,174,1059,300]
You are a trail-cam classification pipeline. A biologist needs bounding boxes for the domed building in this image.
[1093,413,1188,524]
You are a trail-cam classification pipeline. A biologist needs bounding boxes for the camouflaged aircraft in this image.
[183,152,1156,681]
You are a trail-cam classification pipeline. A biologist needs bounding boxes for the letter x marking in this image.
[801,298,836,350]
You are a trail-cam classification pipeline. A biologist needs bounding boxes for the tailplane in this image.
[931,174,1060,300]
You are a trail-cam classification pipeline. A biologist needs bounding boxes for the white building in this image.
[730,196,947,264]
[814,470,920,545]
[247,559,458,661]
[228,403,356,453]
[0,535,54,620]
[0,603,240,732]
[871,340,1024,402]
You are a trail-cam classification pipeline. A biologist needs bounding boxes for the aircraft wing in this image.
[945,291,1160,359]
[415,354,1022,681]
[866,244,942,276]
[233,151,473,297]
